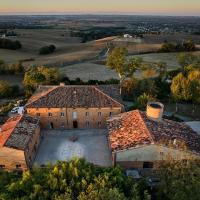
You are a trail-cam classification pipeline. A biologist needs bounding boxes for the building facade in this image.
[0,115,40,171]
[107,103,200,169]
[26,84,124,129]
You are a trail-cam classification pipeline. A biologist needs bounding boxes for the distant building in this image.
[107,102,200,169]
[26,84,124,129]
[123,34,133,38]
[0,115,40,171]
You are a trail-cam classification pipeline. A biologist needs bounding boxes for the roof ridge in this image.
[137,110,155,144]
[26,86,59,107]
[93,86,124,107]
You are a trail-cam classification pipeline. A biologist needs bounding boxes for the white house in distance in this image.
[107,102,200,169]
[123,34,133,38]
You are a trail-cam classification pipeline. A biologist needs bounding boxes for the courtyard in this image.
[34,129,112,167]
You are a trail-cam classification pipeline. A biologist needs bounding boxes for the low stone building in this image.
[0,114,40,171]
[107,102,200,169]
[26,84,124,129]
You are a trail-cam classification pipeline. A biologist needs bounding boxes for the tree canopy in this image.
[0,158,150,200]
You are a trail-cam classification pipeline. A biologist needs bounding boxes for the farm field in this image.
[0,29,106,66]
[131,51,200,70]
[60,62,118,81]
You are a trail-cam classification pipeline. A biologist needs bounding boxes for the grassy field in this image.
[0,29,105,66]
[60,62,118,81]
[131,51,200,70]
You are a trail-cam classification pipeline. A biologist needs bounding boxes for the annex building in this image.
[26,84,124,129]
[108,102,200,169]
[0,115,40,171]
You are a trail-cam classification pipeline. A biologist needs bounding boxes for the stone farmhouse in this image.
[0,115,40,171]
[26,84,124,129]
[107,102,200,169]
[0,85,200,171]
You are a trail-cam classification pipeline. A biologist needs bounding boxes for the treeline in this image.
[107,47,200,111]
[39,45,56,55]
[0,80,20,99]
[0,38,22,50]
[0,60,24,74]
[70,27,127,42]
[158,40,196,53]
[62,77,119,85]
[1,158,200,200]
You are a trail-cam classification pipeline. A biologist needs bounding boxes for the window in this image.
[48,112,52,117]
[72,112,77,119]
[98,112,102,117]
[60,112,65,117]
[143,162,154,169]
[0,165,5,169]
[16,164,21,169]
[36,113,40,117]
[85,112,89,117]
[109,112,112,117]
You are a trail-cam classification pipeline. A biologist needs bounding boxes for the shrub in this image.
[39,45,56,55]
[0,38,22,50]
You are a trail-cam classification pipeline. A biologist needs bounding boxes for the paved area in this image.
[34,129,112,167]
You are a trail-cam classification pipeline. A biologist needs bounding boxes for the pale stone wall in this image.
[27,107,122,129]
[114,144,199,169]
[0,147,27,171]
[24,126,41,168]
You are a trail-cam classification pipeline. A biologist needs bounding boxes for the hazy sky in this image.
[0,0,200,16]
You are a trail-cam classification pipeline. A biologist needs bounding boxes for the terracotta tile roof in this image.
[0,115,22,148]
[0,114,39,150]
[26,85,123,108]
[108,110,200,154]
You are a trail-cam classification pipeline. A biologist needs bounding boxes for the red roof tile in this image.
[26,85,124,108]
[108,110,200,154]
[0,115,22,147]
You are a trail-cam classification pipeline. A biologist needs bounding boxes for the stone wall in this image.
[0,147,27,171]
[27,107,122,129]
[24,126,41,168]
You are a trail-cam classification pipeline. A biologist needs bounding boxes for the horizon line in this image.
[0,12,200,17]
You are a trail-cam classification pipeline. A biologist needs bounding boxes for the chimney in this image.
[146,102,164,122]
[60,82,65,86]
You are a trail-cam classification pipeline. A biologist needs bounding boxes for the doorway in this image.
[73,121,78,128]
[50,122,54,129]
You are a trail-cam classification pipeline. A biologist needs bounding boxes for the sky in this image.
[0,0,200,16]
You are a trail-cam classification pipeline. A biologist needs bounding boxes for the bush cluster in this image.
[0,38,22,50]
[39,45,56,55]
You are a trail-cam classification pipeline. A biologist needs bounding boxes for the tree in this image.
[0,81,10,98]
[23,66,61,96]
[157,159,200,200]
[121,78,138,99]
[188,70,200,104]
[171,73,192,102]
[156,62,167,79]
[106,47,143,93]
[177,53,198,71]
[136,93,156,109]
[0,159,150,200]
[171,70,200,105]
[39,45,56,55]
